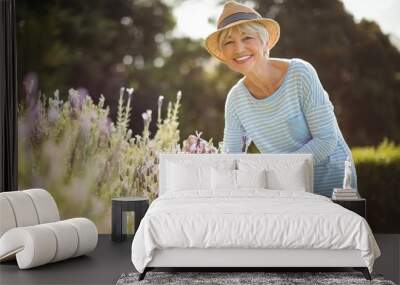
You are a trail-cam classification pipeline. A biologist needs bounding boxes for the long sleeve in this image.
[293,62,338,165]
[223,93,245,153]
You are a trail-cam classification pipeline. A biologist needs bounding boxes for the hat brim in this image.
[204,18,280,62]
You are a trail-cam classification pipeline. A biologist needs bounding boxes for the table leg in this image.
[112,201,124,241]
[134,203,149,235]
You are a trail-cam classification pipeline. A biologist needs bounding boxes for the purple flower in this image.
[142,109,152,123]
[48,106,60,123]
[142,112,149,121]
[29,102,42,120]
[182,131,218,154]
[69,89,80,109]
[189,143,197,153]
[23,72,38,97]
[198,141,206,153]
[77,88,88,98]
[69,88,88,110]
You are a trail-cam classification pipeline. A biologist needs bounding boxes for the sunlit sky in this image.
[172,0,400,40]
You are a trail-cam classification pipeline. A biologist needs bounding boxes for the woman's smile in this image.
[234,54,253,64]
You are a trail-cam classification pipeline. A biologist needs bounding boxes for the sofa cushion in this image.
[42,221,79,262]
[0,191,39,227]
[0,189,60,236]
[0,196,17,237]
[0,218,97,269]
[24,189,60,223]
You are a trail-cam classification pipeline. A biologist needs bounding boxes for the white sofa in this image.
[0,189,98,269]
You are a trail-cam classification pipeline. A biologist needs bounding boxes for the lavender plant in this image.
[181,131,218,154]
[18,87,181,232]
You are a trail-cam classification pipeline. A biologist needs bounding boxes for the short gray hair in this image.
[218,22,269,52]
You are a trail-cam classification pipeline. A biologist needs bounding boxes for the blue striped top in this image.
[223,58,357,196]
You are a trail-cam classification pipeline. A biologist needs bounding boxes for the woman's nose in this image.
[233,41,245,53]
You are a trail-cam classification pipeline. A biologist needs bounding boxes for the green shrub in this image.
[352,139,400,233]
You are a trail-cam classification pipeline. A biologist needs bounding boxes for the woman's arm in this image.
[223,93,245,153]
[293,61,338,164]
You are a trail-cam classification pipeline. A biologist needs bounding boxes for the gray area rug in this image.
[116,271,396,285]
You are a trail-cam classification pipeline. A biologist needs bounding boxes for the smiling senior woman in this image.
[204,1,357,196]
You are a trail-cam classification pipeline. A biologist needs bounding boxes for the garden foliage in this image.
[18,88,181,232]
[352,139,400,233]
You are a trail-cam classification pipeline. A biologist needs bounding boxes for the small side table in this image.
[332,198,366,219]
[112,197,149,242]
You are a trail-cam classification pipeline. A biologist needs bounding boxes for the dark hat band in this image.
[218,12,261,29]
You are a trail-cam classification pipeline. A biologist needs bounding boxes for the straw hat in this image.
[204,1,280,61]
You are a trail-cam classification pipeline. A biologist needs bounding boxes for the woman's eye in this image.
[224,41,233,46]
[243,36,253,40]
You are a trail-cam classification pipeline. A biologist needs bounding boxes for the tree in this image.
[252,0,400,146]
[17,0,175,135]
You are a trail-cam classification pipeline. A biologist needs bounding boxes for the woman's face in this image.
[220,27,266,74]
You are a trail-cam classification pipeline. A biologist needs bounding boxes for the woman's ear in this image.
[263,40,269,56]
[264,46,270,58]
